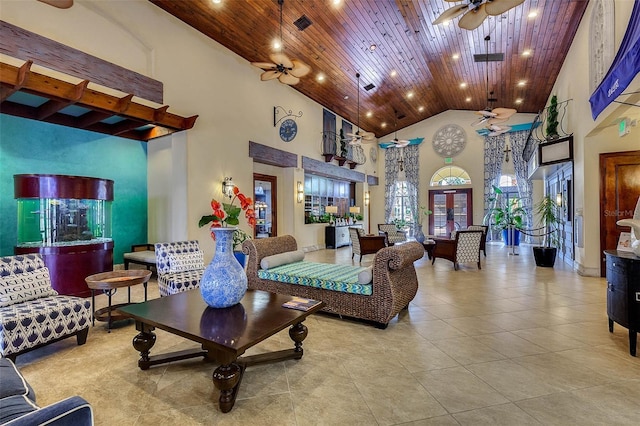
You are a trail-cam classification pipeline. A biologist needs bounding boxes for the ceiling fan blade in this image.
[37,0,73,8]
[491,107,517,120]
[475,109,498,117]
[348,138,362,146]
[289,60,311,78]
[251,61,277,70]
[458,4,488,30]
[485,0,525,16]
[278,72,300,85]
[270,52,294,69]
[260,70,281,81]
[487,117,509,125]
[432,4,468,25]
[360,131,376,141]
[472,116,491,126]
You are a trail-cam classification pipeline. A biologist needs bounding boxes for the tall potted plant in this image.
[532,195,562,267]
[488,186,526,246]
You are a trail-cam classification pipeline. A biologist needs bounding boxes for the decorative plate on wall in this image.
[432,124,466,158]
[369,146,377,163]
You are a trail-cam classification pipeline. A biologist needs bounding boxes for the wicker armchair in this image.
[349,227,387,262]
[431,230,483,270]
[378,224,407,245]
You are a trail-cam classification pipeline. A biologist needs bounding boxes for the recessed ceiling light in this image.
[381,122,387,128]
[366,111,372,118]
[390,70,397,77]
[517,80,526,87]
[369,44,377,52]
[460,82,467,88]
[317,74,325,82]
[332,0,342,6]
[407,91,414,99]
[212,0,221,4]
[515,98,523,104]
[273,39,282,50]
[452,53,460,60]
[465,97,471,102]
[344,95,349,100]
[528,10,538,18]
[522,49,532,57]
[418,106,425,112]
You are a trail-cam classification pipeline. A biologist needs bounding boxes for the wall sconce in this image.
[556,192,563,207]
[222,176,235,199]
[296,181,304,203]
[364,191,370,206]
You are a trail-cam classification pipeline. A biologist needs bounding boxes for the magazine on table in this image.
[282,297,322,311]
[617,232,633,252]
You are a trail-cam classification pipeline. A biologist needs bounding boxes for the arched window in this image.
[499,174,517,188]
[430,166,471,186]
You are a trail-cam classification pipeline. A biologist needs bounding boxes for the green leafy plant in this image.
[393,218,407,230]
[546,94,559,139]
[488,186,526,231]
[415,206,432,226]
[534,195,562,248]
[232,228,252,251]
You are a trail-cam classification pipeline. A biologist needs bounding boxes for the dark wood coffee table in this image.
[117,289,324,413]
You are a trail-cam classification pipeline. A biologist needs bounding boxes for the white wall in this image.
[550,0,640,275]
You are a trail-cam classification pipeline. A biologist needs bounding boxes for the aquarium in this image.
[16,197,112,247]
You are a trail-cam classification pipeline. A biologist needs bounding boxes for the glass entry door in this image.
[253,174,277,239]
[428,188,473,237]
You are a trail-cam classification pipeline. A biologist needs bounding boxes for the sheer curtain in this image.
[483,134,506,220]
[510,131,534,240]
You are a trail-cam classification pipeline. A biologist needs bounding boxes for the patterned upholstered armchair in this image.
[377,224,407,246]
[0,254,91,361]
[154,240,205,297]
[349,227,387,262]
[466,225,488,256]
[431,230,483,270]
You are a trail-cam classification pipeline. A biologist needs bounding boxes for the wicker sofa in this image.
[243,235,424,328]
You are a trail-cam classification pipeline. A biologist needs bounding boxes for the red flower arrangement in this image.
[199,186,256,234]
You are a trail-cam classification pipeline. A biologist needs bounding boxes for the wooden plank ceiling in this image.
[150,0,588,138]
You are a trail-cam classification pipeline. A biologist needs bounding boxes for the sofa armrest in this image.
[131,244,155,252]
[5,396,93,426]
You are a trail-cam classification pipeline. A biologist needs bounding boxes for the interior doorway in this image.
[599,151,640,276]
[253,173,277,239]
[428,188,473,237]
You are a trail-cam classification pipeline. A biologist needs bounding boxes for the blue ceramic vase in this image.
[414,226,426,243]
[200,227,247,308]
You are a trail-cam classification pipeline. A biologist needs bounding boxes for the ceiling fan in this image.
[37,0,73,8]
[433,0,525,31]
[388,110,410,148]
[250,0,310,85]
[346,73,376,146]
[472,35,517,130]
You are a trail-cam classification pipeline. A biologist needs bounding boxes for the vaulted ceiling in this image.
[150,0,588,137]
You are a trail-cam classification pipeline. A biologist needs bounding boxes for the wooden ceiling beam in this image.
[0,60,198,141]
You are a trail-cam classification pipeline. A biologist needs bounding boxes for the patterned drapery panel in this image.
[403,145,420,232]
[510,131,534,240]
[384,147,402,221]
[483,134,505,220]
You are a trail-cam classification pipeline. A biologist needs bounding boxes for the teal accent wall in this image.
[0,115,148,263]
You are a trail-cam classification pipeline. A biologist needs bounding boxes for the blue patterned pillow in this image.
[168,251,204,273]
[0,267,58,307]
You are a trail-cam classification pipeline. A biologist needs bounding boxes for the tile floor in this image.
[14,243,640,425]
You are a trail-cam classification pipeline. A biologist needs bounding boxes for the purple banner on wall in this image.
[589,0,640,120]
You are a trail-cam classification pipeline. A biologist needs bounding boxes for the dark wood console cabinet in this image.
[325,224,362,249]
[605,250,640,356]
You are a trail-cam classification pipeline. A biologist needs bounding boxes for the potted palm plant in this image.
[532,195,562,267]
[488,186,526,246]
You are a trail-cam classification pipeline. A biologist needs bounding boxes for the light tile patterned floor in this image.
[14,243,640,425]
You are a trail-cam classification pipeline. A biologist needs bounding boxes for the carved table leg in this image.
[289,321,308,357]
[132,322,156,370]
[609,318,614,333]
[212,360,243,413]
[630,329,637,357]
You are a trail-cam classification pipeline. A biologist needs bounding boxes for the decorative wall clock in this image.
[273,106,303,143]
[279,118,297,142]
[369,146,377,163]
[432,124,466,158]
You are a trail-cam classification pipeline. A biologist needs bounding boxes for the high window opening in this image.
[430,166,471,186]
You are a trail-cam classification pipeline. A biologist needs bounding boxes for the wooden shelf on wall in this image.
[0,60,198,142]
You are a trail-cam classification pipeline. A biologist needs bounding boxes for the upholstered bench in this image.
[0,254,91,361]
[0,357,93,425]
[123,244,156,271]
[244,235,424,328]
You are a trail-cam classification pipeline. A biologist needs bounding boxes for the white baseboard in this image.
[574,261,600,277]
